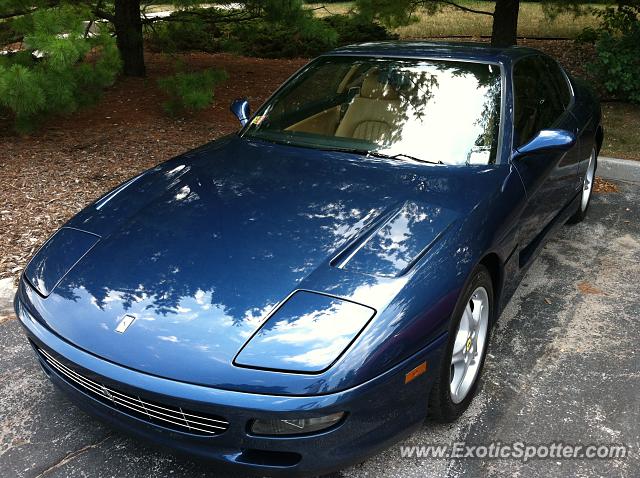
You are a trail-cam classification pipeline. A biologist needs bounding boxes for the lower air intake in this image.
[35,346,229,436]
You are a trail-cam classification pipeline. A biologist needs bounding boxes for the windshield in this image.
[242,56,503,165]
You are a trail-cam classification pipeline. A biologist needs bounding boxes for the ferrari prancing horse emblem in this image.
[115,315,136,334]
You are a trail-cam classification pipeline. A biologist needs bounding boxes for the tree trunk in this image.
[114,0,145,76]
[491,0,520,47]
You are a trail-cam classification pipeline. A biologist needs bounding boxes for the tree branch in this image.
[439,0,494,16]
[141,9,262,25]
[0,0,63,20]
[0,7,36,20]
[93,8,115,22]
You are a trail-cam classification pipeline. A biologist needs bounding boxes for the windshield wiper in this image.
[318,146,442,165]
[366,150,444,165]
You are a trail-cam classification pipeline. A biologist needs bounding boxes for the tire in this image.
[568,148,597,224]
[428,265,493,422]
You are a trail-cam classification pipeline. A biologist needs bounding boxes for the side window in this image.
[513,55,566,146]
[543,57,572,109]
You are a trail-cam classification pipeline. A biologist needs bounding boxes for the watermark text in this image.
[399,442,628,462]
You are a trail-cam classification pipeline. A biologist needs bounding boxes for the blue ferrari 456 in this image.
[15,42,602,476]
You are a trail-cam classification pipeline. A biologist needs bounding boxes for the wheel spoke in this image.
[452,361,469,401]
[470,298,482,328]
[451,347,465,366]
[452,330,467,360]
[462,303,473,332]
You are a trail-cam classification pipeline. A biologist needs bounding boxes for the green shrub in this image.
[231,18,337,58]
[148,6,340,58]
[574,26,599,44]
[146,8,231,53]
[322,14,398,46]
[157,66,228,116]
[147,8,395,59]
[149,20,212,53]
[0,20,15,46]
[585,6,640,103]
[0,5,121,132]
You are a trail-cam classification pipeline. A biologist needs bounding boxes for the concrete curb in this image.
[598,156,640,183]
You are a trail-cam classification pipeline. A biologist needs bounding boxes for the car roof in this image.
[327,41,541,64]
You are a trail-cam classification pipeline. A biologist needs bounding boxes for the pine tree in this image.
[0,2,121,132]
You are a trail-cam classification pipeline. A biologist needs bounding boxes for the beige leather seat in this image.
[335,70,402,144]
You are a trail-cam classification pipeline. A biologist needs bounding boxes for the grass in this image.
[307,2,603,39]
[601,103,640,160]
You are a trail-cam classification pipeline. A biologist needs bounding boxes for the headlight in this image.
[250,412,345,436]
[234,290,375,373]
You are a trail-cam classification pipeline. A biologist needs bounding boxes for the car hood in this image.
[23,135,506,395]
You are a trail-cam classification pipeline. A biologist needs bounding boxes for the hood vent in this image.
[331,201,457,277]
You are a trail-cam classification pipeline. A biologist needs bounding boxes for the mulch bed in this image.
[0,41,603,283]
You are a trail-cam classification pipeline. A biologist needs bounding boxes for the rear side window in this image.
[543,57,572,109]
[512,55,567,146]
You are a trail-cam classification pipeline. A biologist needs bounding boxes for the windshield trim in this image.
[239,54,507,166]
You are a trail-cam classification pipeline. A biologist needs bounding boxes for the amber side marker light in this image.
[405,361,428,384]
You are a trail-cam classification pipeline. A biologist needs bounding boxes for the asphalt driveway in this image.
[1,179,638,478]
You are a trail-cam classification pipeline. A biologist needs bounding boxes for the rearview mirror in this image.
[513,129,576,160]
[230,98,250,126]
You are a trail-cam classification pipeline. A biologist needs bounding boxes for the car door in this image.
[561,70,600,183]
[511,54,580,259]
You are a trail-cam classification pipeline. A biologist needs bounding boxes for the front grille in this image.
[36,347,229,436]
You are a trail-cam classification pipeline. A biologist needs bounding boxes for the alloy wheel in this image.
[581,149,596,212]
[450,286,490,404]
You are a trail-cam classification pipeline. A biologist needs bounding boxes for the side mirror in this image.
[513,129,576,160]
[230,98,250,126]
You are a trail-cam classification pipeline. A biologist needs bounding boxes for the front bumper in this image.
[17,299,446,477]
